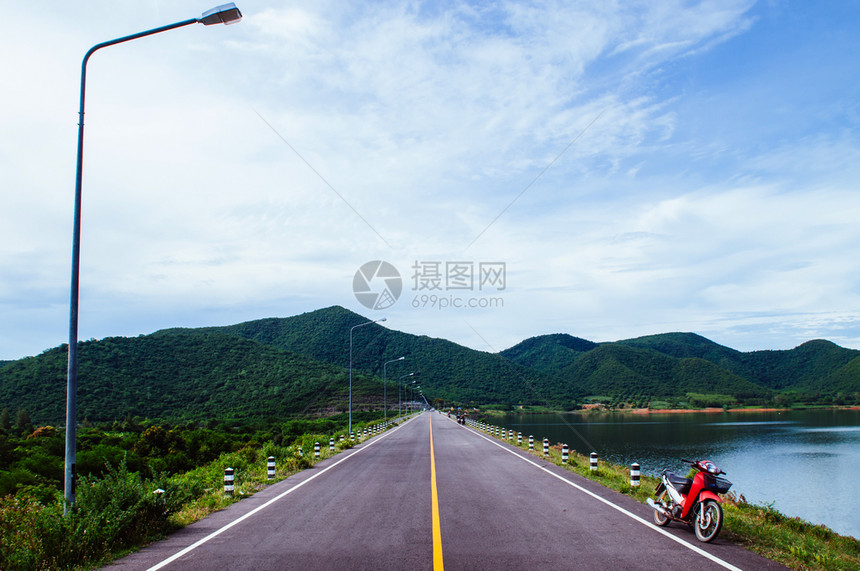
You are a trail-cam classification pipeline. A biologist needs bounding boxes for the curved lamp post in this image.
[64,3,242,512]
[349,317,386,434]
[398,372,415,416]
[382,356,405,423]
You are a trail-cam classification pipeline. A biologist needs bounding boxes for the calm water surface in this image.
[497,409,860,539]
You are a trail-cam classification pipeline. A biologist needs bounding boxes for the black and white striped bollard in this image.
[224,467,234,496]
[630,463,640,487]
[330,438,335,451]
[543,438,549,457]
[528,435,534,450]
[590,452,598,471]
[518,432,523,446]
[267,456,275,480]
[562,444,569,463]
[314,442,321,458]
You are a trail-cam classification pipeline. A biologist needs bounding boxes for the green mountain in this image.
[0,328,393,425]
[501,332,860,398]
[0,307,558,424]
[497,334,597,374]
[2,306,858,425]
[559,344,764,397]
[189,306,559,407]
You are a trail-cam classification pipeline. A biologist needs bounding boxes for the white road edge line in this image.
[146,416,417,571]
[463,420,743,571]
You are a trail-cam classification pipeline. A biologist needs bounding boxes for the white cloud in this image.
[2,1,859,359]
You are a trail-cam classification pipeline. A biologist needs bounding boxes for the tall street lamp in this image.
[382,356,405,423]
[64,3,242,512]
[349,317,386,434]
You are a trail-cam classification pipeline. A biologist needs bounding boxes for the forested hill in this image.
[0,307,558,424]
[501,333,860,396]
[185,307,858,402]
[0,330,375,425]
[181,305,560,407]
[1,306,858,424]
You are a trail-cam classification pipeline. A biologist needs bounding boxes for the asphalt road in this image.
[105,412,786,570]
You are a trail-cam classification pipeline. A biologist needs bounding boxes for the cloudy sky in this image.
[2,1,860,360]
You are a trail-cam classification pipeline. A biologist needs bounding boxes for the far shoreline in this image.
[480,405,860,416]
[630,406,780,414]
[587,405,860,415]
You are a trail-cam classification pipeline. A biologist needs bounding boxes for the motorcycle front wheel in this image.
[694,500,723,543]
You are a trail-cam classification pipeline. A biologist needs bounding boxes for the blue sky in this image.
[2,1,860,360]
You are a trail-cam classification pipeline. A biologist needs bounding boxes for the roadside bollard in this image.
[508,430,514,441]
[590,452,598,471]
[224,467,234,496]
[267,456,275,480]
[631,463,640,487]
[314,442,321,458]
[529,435,534,450]
[562,444,569,463]
[350,431,355,441]
[298,447,303,457]
[330,438,335,451]
[340,434,345,442]
[518,432,523,446]
[543,438,549,457]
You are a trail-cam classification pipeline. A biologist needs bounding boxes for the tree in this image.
[0,407,10,433]
[14,408,33,435]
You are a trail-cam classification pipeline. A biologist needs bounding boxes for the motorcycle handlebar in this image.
[681,458,727,475]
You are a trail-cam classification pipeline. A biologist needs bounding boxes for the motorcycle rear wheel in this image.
[652,491,670,527]
[694,500,723,543]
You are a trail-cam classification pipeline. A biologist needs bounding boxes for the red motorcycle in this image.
[647,459,732,542]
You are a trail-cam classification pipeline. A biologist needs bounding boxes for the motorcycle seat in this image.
[666,471,693,494]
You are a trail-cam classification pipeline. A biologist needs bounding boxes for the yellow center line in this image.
[430,415,444,570]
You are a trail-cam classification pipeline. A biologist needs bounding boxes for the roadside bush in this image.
[0,461,175,570]
[68,462,169,560]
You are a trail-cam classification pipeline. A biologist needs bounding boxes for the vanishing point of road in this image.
[105,411,786,570]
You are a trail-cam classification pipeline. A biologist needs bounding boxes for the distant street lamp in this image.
[398,372,414,416]
[64,3,242,512]
[382,356,405,423]
[349,317,386,434]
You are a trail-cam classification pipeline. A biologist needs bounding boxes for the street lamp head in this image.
[398,356,405,361]
[199,3,243,25]
[378,317,387,323]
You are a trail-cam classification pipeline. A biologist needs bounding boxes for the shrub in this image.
[63,461,171,565]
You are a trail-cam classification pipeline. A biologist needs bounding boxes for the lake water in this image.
[496,408,860,539]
